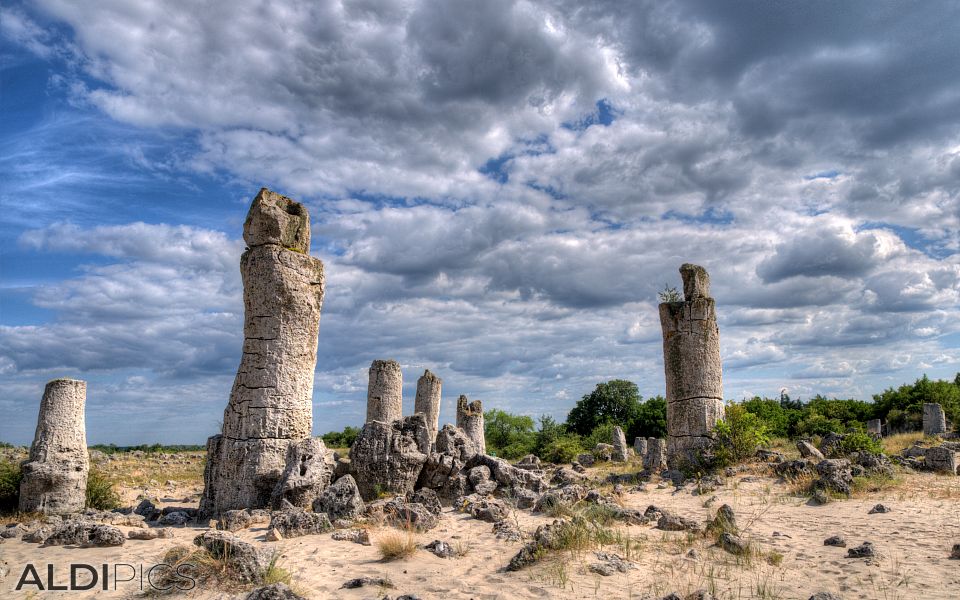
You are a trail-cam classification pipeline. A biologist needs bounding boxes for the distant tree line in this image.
[314,373,960,463]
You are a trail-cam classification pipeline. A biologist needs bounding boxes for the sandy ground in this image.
[2,469,959,600]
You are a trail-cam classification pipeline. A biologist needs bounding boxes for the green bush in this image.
[837,431,884,456]
[583,422,617,451]
[484,409,536,459]
[712,404,770,468]
[794,413,845,438]
[540,434,584,464]
[320,426,360,449]
[0,459,22,513]
[86,468,120,510]
[567,380,642,437]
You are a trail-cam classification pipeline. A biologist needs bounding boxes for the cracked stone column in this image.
[19,379,89,514]
[414,369,442,444]
[923,403,947,436]
[456,395,486,455]
[659,263,724,468]
[201,188,324,516]
[367,359,403,423]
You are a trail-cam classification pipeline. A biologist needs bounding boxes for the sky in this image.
[1,0,958,446]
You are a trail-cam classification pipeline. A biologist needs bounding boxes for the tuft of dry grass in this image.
[881,431,927,455]
[377,530,418,561]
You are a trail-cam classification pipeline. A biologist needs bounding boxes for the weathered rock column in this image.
[867,419,882,437]
[456,395,486,455]
[643,437,667,472]
[201,188,325,516]
[633,437,648,458]
[367,359,402,423]
[659,264,725,468]
[19,379,89,514]
[923,403,947,436]
[414,370,442,444]
[611,426,628,462]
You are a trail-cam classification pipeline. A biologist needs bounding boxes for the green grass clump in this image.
[86,467,121,510]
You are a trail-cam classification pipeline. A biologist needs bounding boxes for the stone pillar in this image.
[634,437,648,458]
[19,379,89,514]
[659,264,724,468]
[611,426,628,462]
[201,188,325,516]
[414,369,442,444]
[367,359,403,423]
[643,437,667,472]
[456,395,486,455]
[867,419,882,436]
[923,403,947,436]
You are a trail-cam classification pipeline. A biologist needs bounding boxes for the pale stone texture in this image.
[367,359,403,424]
[923,403,947,436]
[643,437,667,472]
[19,379,89,515]
[659,264,724,468]
[456,395,486,455]
[201,189,325,516]
[611,426,628,462]
[924,447,957,475]
[269,438,333,509]
[414,370,442,444]
[349,415,431,501]
[867,419,882,436]
[633,437,648,458]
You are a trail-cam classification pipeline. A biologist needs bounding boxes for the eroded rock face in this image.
[367,360,403,424]
[313,475,365,521]
[194,530,271,583]
[270,438,333,509]
[19,379,89,515]
[350,415,431,501]
[924,446,958,475]
[924,403,947,436]
[634,438,648,458]
[201,189,325,516]
[659,264,724,468]
[456,395,486,455]
[414,370,442,444]
[611,426,629,462]
[643,438,667,472]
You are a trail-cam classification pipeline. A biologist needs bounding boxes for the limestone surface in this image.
[923,403,947,436]
[19,379,89,515]
[611,426,629,462]
[457,395,486,455]
[644,437,667,472]
[367,359,403,423]
[201,189,325,516]
[349,415,431,500]
[659,264,724,468]
[269,438,333,509]
[414,369,442,444]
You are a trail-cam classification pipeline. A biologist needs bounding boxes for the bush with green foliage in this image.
[539,434,585,464]
[837,431,884,456]
[583,422,617,451]
[872,374,960,431]
[567,380,642,437]
[320,426,360,449]
[0,459,22,513]
[484,409,536,459]
[86,468,121,510]
[711,404,770,468]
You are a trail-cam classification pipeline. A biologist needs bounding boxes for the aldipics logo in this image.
[14,563,197,592]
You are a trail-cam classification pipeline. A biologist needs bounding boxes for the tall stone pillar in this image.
[19,379,89,514]
[414,369,442,444]
[456,395,486,455]
[659,264,724,468]
[923,403,947,436]
[367,359,403,423]
[201,188,325,516]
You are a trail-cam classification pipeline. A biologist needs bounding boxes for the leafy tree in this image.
[567,380,642,437]
[484,409,536,459]
[632,396,667,439]
[872,374,960,430]
[321,426,360,449]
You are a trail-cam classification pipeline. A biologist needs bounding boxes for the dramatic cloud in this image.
[1,0,958,444]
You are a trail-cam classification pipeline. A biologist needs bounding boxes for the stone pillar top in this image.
[420,369,441,382]
[679,263,711,301]
[243,187,311,253]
